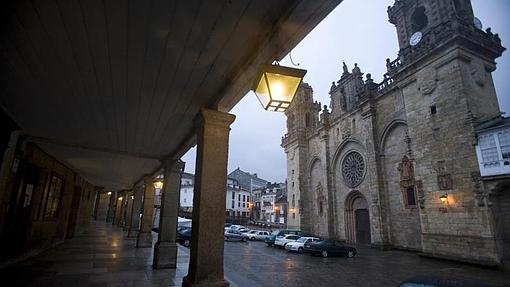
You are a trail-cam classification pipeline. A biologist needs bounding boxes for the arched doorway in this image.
[345,192,371,245]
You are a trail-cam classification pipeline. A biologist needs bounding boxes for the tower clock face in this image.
[409,31,422,46]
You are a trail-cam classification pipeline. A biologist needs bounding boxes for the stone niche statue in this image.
[398,155,414,188]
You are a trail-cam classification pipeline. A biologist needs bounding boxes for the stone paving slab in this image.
[1,221,509,287]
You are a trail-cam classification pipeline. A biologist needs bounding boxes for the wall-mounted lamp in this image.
[118,197,123,201]
[439,194,448,205]
[153,180,163,190]
[252,64,307,112]
[107,191,112,195]
[131,195,134,200]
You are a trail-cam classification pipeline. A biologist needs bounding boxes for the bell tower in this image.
[388,0,475,51]
[282,82,320,231]
[385,0,506,265]
[387,0,505,123]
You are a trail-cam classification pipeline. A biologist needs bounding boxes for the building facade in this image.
[282,0,508,266]
[226,178,251,217]
[228,167,268,192]
[180,173,195,211]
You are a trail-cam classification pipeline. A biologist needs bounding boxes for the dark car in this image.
[177,228,192,247]
[304,240,356,258]
[399,275,491,287]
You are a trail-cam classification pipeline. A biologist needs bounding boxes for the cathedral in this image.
[282,0,509,267]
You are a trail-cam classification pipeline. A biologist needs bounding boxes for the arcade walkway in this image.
[0,221,193,287]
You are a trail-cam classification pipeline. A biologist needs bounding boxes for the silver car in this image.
[224,229,247,242]
[243,230,270,241]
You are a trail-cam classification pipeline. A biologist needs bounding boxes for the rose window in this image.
[342,151,365,187]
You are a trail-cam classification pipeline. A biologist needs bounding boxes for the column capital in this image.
[194,108,235,129]
[143,176,154,185]
[161,159,185,173]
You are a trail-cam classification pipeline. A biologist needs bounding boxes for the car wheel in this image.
[298,247,303,253]
[184,240,190,247]
[347,251,355,258]
[250,237,255,241]
[321,250,328,258]
[242,237,247,242]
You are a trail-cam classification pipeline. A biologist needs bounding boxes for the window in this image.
[238,202,240,207]
[411,6,428,32]
[184,198,187,203]
[238,194,241,201]
[319,201,323,215]
[292,194,295,207]
[231,201,234,208]
[480,134,500,167]
[43,175,64,220]
[498,130,510,165]
[232,192,235,199]
[243,195,246,202]
[292,213,296,220]
[430,105,437,115]
[404,187,417,207]
[305,113,311,128]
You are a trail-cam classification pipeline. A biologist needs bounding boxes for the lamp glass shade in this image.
[253,65,306,112]
[153,181,163,189]
[440,194,448,203]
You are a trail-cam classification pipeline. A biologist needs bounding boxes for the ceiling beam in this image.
[24,135,161,160]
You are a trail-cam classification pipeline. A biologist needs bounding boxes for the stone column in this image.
[183,109,235,287]
[106,192,116,222]
[114,192,124,225]
[128,187,143,238]
[136,177,156,248]
[123,191,134,231]
[153,159,185,269]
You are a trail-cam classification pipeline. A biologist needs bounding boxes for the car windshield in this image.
[296,237,307,243]
[271,230,280,235]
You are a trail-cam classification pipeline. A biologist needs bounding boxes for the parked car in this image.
[241,230,258,238]
[225,224,246,232]
[237,228,250,233]
[275,234,301,248]
[399,275,491,287]
[304,240,356,258]
[224,223,233,229]
[243,230,269,241]
[224,229,247,242]
[177,228,192,247]
[265,229,303,247]
[285,237,321,253]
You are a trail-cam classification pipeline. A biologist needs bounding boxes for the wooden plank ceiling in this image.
[0,0,341,190]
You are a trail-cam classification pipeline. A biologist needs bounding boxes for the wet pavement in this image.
[224,240,510,287]
[1,221,509,287]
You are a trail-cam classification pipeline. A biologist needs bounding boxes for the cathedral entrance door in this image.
[355,209,371,245]
[345,191,371,245]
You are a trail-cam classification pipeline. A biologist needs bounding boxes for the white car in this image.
[242,230,269,241]
[274,234,301,248]
[285,237,321,253]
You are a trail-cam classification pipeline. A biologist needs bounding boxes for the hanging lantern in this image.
[252,64,307,112]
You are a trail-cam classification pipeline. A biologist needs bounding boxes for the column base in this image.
[127,229,139,238]
[182,276,229,287]
[153,242,177,269]
[136,232,153,248]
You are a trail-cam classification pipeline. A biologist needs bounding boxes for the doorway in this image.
[345,191,371,245]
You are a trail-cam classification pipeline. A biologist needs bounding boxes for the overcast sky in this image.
[182,0,510,183]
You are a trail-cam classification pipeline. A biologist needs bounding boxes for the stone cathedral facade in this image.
[282,0,508,266]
